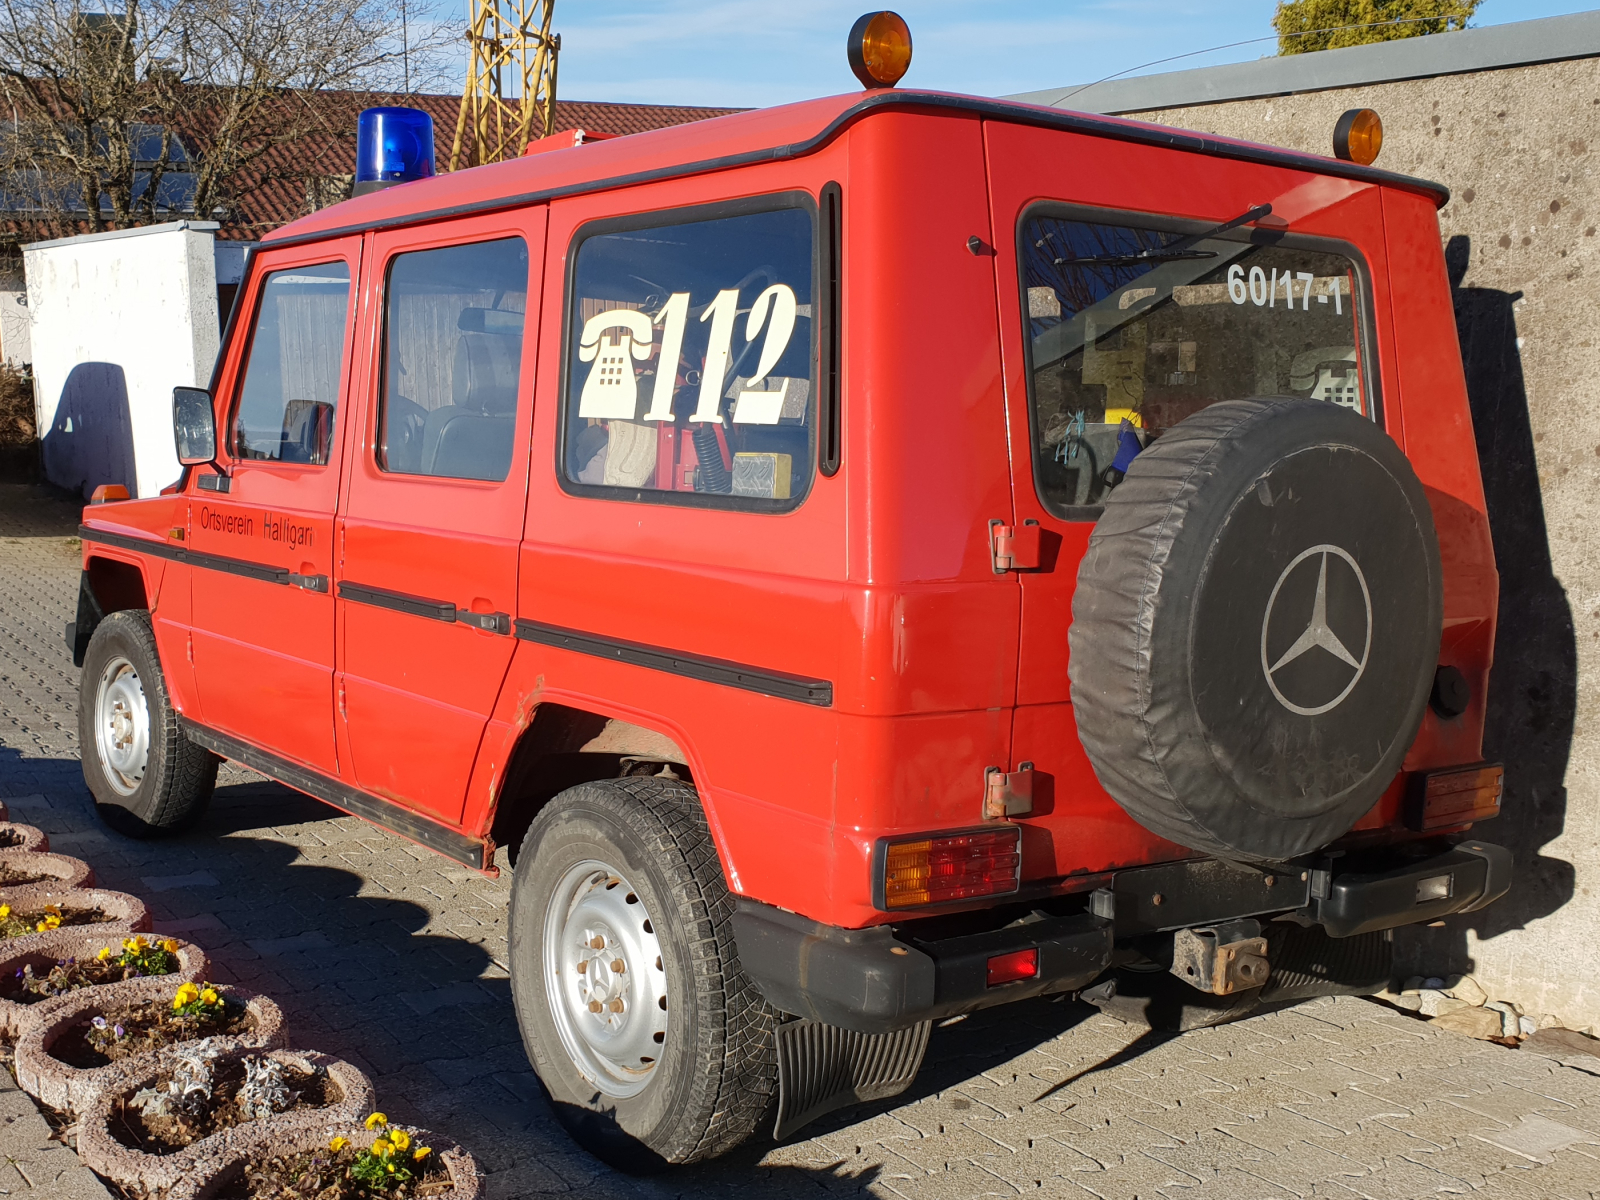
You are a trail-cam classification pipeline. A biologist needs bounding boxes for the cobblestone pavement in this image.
[5,483,1600,1199]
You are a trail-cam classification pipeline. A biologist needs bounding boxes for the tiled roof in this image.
[210,91,744,240]
[0,90,740,247]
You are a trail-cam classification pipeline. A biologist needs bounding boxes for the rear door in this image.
[335,211,544,825]
[984,120,1389,876]
[187,240,361,774]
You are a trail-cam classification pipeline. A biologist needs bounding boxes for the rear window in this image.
[561,199,814,511]
[1019,207,1374,519]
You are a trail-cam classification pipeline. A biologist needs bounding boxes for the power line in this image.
[1052,14,1476,105]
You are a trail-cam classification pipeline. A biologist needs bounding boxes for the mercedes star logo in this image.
[1259,544,1372,716]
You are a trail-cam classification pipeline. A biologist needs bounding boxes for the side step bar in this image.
[773,1018,932,1140]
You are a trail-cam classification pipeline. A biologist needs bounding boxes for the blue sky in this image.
[545,1,1598,108]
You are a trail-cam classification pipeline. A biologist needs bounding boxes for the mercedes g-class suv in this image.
[70,16,1508,1168]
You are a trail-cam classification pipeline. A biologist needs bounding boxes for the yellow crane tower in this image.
[449,0,559,170]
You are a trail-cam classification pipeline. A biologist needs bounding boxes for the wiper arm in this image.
[1054,203,1273,268]
[1058,248,1217,267]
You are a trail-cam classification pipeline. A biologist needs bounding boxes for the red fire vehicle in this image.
[71,14,1508,1167]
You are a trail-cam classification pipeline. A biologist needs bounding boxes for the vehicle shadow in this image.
[1394,235,1578,982]
[0,755,944,1196]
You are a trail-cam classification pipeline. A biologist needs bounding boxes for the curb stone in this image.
[0,932,210,1040]
[76,1046,376,1196]
[14,986,285,1115]
[0,822,49,853]
[0,848,94,890]
[165,1121,480,1200]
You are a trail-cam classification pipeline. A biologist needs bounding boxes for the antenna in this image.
[450,0,559,170]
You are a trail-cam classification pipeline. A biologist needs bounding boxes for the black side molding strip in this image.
[190,549,289,585]
[81,525,307,588]
[339,581,456,622]
[178,717,490,870]
[79,525,186,564]
[514,617,833,707]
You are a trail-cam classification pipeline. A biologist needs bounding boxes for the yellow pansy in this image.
[44,904,60,917]
[173,982,200,1008]
[413,1146,432,1162]
[131,935,148,950]
[371,1137,391,1157]
[0,904,11,919]
[96,946,111,961]
[161,939,178,954]
[199,988,219,1006]
[328,1136,349,1152]
[388,1129,410,1152]
[365,1112,388,1130]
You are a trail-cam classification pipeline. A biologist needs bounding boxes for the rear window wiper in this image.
[1055,203,1273,268]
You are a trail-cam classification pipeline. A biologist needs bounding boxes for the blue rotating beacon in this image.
[353,107,436,197]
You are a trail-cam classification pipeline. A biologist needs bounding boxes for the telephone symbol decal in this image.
[578,308,654,419]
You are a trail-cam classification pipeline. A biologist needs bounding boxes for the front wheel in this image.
[508,777,778,1169]
[78,610,217,837]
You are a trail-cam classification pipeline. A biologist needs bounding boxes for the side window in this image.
[1020,210,1373,518]
[563,203,814,510]
[232,262,351,465]
[379,237,529,482]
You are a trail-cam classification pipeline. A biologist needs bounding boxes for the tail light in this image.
[877,827,1021,910]
[1406,764,1504,832]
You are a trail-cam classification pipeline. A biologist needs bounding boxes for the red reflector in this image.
[987,948,1039,987]
[882,828,1021,909]
[1408,764,1503,831]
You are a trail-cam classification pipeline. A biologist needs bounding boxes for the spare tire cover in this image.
[1068,398,1442,863]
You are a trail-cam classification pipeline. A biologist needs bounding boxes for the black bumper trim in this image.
[733,900,1112,1036]
[1311,841,1513,938]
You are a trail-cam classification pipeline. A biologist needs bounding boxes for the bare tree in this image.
[0,0,457,235]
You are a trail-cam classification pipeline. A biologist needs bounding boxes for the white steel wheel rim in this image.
[94,654,150,797]
[543,859,670,1099]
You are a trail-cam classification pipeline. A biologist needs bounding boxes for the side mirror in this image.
[173,386,216,465]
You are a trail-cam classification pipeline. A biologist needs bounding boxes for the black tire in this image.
[1069,399,1442,863]
[508,777,778,1170]
[78,610,217,838]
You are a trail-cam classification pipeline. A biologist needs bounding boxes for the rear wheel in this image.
[78,610,217,837]
[509,777,778,1169]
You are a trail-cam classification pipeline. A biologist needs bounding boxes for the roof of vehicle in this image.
[263,89,1449,249]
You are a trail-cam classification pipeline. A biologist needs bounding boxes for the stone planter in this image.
[0,931,209,1040]
[0,849,92,890]
[0,822,47,853]
[78,1047,375,1197]
[0,887,150,957]
[166,1120,480,1200]
[13,985,284,1114]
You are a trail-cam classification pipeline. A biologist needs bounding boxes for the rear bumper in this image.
[733,902,1113,1036]
[734,839,1511,1034]
[1309,840,1513,937]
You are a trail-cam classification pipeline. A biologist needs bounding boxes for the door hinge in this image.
[984,762,1035,819]
[990,519,1042,573]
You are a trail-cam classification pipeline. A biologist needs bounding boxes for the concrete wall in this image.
[1107,58,1600,1030]
[26,221,221,499]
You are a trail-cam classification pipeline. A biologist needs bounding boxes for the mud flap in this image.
[773,1018,931,1140]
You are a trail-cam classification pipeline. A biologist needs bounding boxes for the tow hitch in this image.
[1170,919,1270,995]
